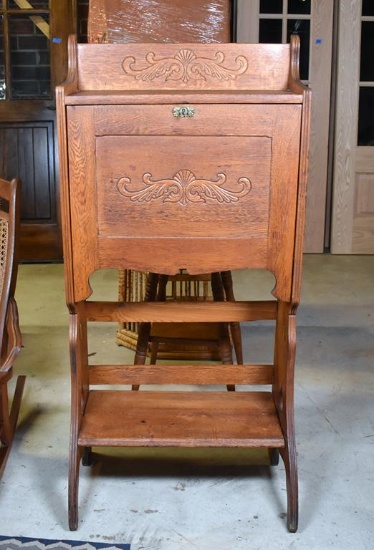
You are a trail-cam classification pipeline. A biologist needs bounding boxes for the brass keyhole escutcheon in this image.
[173,106,195,118]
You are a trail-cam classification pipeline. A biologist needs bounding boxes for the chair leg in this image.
[0,377,12,446]
[157,274,169,301]
[210,272,225,302]
[0,375,26,478]
[218,322,235,392]
[82,446,93,466]
[133,320,152,390]
[211,273,235,391]
[220,271,243,364]
[148,274,167,365]
[133,273,159,390]
[134,322,152,364]
[268,448,280,466]
[150,341,159,364]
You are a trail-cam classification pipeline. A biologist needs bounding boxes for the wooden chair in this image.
[118,270,217,359]
[145,271,242,365]
[117,268,243,362]
[0,177,25,477]
[133,271,242,391]
[56,35,310,532]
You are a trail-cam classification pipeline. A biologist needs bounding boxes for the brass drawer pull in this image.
[173,106,195,118]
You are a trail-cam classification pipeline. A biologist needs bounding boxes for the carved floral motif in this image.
[116,170,251,206]
[121,49,248,83]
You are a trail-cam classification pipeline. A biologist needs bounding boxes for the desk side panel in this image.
[67,106,98,301]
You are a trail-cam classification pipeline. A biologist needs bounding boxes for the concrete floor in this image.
[1,254,374,549]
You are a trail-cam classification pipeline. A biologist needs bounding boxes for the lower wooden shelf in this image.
[78,390,285,448]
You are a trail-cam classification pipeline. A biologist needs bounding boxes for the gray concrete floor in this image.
[1,254,374,549]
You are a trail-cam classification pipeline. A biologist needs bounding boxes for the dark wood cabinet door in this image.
[0,0,76,261]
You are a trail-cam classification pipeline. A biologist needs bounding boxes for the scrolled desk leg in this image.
[68,311,83,530]
[68,442,81,531]
[280,441,298,533]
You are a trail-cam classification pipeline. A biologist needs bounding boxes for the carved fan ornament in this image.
[116,170,251,206]
[121,49,248,83]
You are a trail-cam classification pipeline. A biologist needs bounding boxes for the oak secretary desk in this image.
[56,34,311,532]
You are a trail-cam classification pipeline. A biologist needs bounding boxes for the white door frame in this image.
[236,0,334,254]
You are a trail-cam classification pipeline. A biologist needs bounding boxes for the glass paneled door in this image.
[236,0,335,253]
[0,0,75,260]
[358,0,374,153]
[331,0,374,253]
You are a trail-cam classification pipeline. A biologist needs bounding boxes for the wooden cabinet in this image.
[57,36,310,532]
[0,0,76,261]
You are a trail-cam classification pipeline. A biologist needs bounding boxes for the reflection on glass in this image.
[260,0,282,14]
[9,15,51,99]
[288,0,311,15]
[78,2,89,43]
[362,0,374,16]
[0,19,5,100]
[358,87,374,146]
[360,22,374,82]
[8,0,49,8]
[287,19,310,80]
[259,19,282,44]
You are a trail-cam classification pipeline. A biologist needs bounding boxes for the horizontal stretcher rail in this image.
[84,300,278,323]
[88,364,274,386]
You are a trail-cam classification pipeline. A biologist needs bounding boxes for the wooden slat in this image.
[88,364,274,386]
[84,300,278,323]
[64,91,303,106]
[30,16,50,39]
[78,390,284,447]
